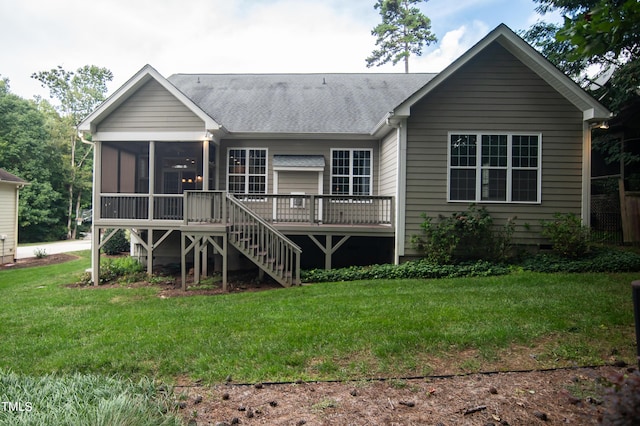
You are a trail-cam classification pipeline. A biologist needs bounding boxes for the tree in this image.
[0,80,67,241]
[366,0,437,73]
[32,65,113,239]
[523,0,640,112]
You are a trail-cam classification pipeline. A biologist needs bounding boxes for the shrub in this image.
[541,213,590,258]
[520,246,640,273]
[411,205,515,263]
[33,248,47,259]
[78,256,146,285]
[101,229,130,255]
[301,259,510,283]
[522,247,640,273]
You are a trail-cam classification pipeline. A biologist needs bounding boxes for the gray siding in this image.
[98,80,204,132]
[379,129,398,196]
[404,42,584,253]
[278,171,319,194]
[218,139,380,195]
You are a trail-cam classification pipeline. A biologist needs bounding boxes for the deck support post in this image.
[194,237,201,284]
[309,234,350,270]
[91,225,101,286]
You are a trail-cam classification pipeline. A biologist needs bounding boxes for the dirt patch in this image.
[174,365,633,425]
[0,253,78,270]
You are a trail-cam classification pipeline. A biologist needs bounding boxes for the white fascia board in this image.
[0,179,28,187]
[78,64,221,133]
[93,131,211,142]
[273,166,325,172]
[371,112,408,138]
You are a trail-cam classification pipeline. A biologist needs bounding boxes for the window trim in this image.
[447,132,542,204]
[226,148,268,195]
[330,148,373,197]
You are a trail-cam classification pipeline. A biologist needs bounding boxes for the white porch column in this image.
[91,141,102,285]
[203,139,210,191]
[149,141,155,221]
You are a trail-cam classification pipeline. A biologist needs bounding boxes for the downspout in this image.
[13,183,24,263]
[582,121,591,226]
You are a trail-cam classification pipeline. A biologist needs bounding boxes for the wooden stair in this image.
[226,194,301,287]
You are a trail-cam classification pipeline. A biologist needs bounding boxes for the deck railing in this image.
[228,194,394,226]
[98,192,394,227]
[100,194,149,220]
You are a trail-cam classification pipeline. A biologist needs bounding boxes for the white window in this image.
[227,148,267,194]
[330,149,372,196]
[448,132,541,203]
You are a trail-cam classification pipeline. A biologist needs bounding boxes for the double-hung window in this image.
[331,149,372,196]
[227,148,267,194]
[448,132,541,203]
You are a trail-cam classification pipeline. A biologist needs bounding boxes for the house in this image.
[79,24,610,288]
[0,168,27,264]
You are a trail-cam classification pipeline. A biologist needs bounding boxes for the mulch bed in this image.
[174,365,633,425]
[0,253,78,270]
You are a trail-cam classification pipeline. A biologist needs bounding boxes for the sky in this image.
[0,0,560,102]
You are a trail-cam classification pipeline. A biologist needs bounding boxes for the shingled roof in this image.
[168,73,436,134]
[0,168,27,185]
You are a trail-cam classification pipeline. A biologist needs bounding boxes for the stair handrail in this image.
[226,193,302,285]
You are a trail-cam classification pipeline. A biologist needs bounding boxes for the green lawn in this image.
[0,251,636,384]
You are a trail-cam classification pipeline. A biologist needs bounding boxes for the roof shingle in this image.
[168,73,435,134]
[0,168,27,185]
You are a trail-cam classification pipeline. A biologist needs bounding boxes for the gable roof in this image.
[168,73,435,135]
[393,24,611,122]
[0,168,27,186]
[80,25,609,139]
[78,64,220,134]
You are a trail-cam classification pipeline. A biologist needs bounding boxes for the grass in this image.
[0,250,636,385]
[0,369,182,425]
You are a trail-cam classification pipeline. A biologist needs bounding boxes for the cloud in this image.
[412,21,490,72]
[1,0,527,99]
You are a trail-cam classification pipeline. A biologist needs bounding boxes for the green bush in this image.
[522,247,640,272]
[411,205,515,263]
[302,247,640,283]
[520,246,640,273]
[541,213,590,258]
[33,248,47,259]
[302,259,511,283]
[79,256,146,285]
[101,229,130,255]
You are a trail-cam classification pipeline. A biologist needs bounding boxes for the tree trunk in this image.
[72,189,83,240]
[66,183,74,240]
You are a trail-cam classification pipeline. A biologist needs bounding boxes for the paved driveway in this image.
[16,239,91,259]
